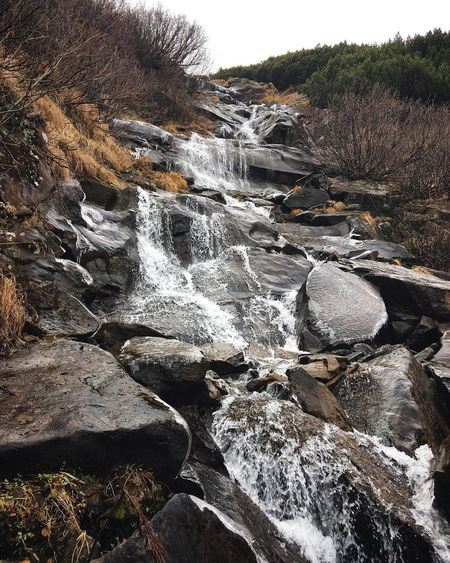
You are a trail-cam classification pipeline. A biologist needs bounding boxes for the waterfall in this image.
[120,101,450,563]
[128,188,246,347]
[212,395,450,563]
[178,132,250,192]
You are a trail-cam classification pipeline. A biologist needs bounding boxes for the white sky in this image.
[133,0,449,71]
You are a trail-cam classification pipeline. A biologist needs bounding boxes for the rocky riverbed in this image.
[1,78,450,562]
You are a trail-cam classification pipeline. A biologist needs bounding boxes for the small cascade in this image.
[128,188,246,347]
[212,395,450,563]
[178,132,250,192]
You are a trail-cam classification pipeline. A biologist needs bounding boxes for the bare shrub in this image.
[0,274,25,355]
[301,88,449,199]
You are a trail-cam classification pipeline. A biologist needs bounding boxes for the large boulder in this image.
[282,187,329,211]
[334,346,449,454]
[91,321,171,356]
[94,494,257,563]
[119,337,209,403]
[296,263,388,352]
[225,78,267,103]
[212,395,438,562]
[288,367,352,431]
[0,340,190,478]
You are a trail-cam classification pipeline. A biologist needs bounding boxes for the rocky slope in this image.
[0,78,450,562]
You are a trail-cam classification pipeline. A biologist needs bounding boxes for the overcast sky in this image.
[134,0,449,71]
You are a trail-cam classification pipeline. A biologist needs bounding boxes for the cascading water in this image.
[122,103,450,563]
[212,395,450,563]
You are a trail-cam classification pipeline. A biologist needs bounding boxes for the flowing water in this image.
[124,106,450,562]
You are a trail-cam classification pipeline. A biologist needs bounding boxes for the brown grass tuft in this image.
[323,200,346,214]
[0,275,25,355]
[360,211,377,226]
[289,208,302,217]
[150,171,188,193]
[262,87,309,108]
[34,96,132,188]
[0,466,167,563]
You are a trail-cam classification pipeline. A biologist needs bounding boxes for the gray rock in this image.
[225,78,267,103]
[119,337,209,401]
[335,346,449,454]
[112,119,174,147]
[339,259,450,322]
[0,340,190,478]
[296,263,388,351]
[94,494,257,563]
[293,236,414,262]
[282,187,329,210]
[30,290,100,337]
[182,461,307,563]
[201,342,247,375]
[433,436,450,520]
[288,367,352,431]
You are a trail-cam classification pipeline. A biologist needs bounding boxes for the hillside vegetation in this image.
[214,30,450,106]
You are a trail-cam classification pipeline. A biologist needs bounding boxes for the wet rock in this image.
[246,373,287,393]
[112,119,174,148]
[95,494,257,563]
[244,144,317,184]
[282,188,329,211]
[296,263,388,352]
[339,259,450,322]
[80,180,119,209]
[247,107,304,146]
[288,367,352,431]
[119,337,209,403]
[181,461,307,563]
[329,177,391,211]
[335,346,449,454]
[90,321,171,356]
[433,436,450,520]
[201,342,247,375]
[225,77,267,103]
[293,236,414,262]
[407,316,441,352]
[29,290,100,337]
[0,340,190,478]
[177,406,227,474]
[278,221,352,244]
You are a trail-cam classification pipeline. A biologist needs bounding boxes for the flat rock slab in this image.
[119,337,209,400]
[297,263,388,351]
[295,236,414,261]
[0,340,190,478]
[339,259,450,322]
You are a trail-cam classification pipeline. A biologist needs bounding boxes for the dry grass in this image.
[128,157,189,193]
[262,87,309,108]
[162,114,214,136]
[0,275,25,356]
[360,211,378,226]
[0,466,167,563]
[323,200,346,214]
[34,96,132,187]
[289,208,302,217]
[150,171,188,193]
[412,265,432,275]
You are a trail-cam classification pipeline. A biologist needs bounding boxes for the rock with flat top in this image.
[0,340,190,478]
